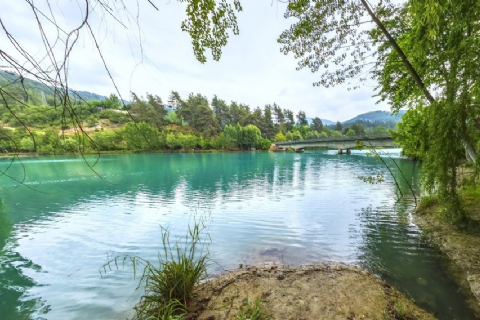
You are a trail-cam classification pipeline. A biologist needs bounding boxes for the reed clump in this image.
[104,219,210,320]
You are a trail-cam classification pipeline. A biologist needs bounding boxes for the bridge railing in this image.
[275,134,392,145]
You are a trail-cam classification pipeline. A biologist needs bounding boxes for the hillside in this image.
[345,110,405,123]
[0,69,107,103]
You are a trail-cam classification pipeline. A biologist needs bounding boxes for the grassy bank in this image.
[415,184,480,315]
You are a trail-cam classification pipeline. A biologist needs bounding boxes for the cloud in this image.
[0,0,390,121]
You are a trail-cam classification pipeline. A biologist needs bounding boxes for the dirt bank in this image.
[415,187,480,315]
[185,263,437,320]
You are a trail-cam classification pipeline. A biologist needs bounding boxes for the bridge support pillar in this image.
[346,148,351,155]
[338,148,343,154]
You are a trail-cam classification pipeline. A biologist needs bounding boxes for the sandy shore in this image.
[185,262,437,320]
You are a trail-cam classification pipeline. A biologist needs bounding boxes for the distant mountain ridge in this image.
[344,110,405,123]
[0,69,107,102]
[319,110,405,125]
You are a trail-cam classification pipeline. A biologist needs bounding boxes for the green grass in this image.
[417,195,439,211]
[103,218,210,320]
[237,298,269,320]
[134,297,185,320]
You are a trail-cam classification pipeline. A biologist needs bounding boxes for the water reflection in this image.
[0,202,49,320]
[0,151,477,320]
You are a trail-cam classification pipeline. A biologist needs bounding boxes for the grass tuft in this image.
[237,298,269,320]
[417,195,439,212]
[103,217,210,320]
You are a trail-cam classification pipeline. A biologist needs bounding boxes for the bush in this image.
[20,137,35,151]
[274,132,286,142]
[256,138,271,150]
[346,129,356,136]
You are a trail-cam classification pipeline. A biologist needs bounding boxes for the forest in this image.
[0,72,392,154]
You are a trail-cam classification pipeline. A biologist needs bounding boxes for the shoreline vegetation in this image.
[415,179,480,315]
[0,86,394,157]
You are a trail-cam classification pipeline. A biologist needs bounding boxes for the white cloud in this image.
[0,0,390,121]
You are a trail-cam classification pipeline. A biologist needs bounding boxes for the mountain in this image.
[321,119,335,125]
[305,117,335,125]
[344,110,405,123]
[0,69,107,103]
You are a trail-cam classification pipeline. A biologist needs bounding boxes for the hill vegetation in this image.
[0,71,392,155]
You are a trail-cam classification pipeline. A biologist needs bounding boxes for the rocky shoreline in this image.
[185,262,437,320]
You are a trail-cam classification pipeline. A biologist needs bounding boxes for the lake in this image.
[0,151,477,319]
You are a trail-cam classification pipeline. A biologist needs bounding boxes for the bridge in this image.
[275,134,395,154]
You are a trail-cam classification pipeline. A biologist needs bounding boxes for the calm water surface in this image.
[0,151,477,319]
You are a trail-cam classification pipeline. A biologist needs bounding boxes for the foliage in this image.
[346,129,356,137]
[417,195,439,212]
[275,132,287,142]
[181,0,243,63]
[237,298,269,320]
[123,122,160,150]
[296,110,308,126]
[242,125,262,150]
[305,130,320,139]
[391,109,425,160]
[311,117,323,133]
[278,0,480,222]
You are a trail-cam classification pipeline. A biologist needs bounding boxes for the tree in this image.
[211,95,231,128]
[305,131,320,139]
[229,101,250,126]
[147,94,168,127]
[350,123,365,136]
[346,129,356,137]
[123,122,159,150]
[262,105,276,139]
[335,122,342,132]
[0,0,243,156]
[243,107,263,128]
[223,124,240,149]
[241,125,262,150]
[173,93,220,137]
[296,111,308,126]
[284,109,295,131]
[275,132,287,142]
[272,103,285,125]
[128,93,167,131]
[278,0,480,221]
[391,108,425,161]
[311,117,323,133]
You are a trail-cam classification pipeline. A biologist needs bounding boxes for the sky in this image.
[0,0,390,122]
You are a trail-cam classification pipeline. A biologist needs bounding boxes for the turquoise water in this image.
[0,151,477,319]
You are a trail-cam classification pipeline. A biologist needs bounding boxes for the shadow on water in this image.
[354,202,477,320]
[0,201,49,320]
